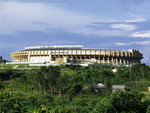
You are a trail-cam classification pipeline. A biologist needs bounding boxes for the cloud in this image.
[124,17,146,23]
[0,1,147,37]
[114,42,130,46]
[0,0,74,2]
[135,41,150,45]
[110,24,137,31]
[69,27,127,36]
[114,41,150,46]
[112,0,148,4]
[0,1,134,37]
[110,0,149,10]
[130,30,150,38]
[0,1,102,35]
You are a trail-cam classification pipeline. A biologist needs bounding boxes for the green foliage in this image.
[67,84,82,101]
[0,92,27,113]
[147,105,150,113]
[46,95,54,103]
[0,80,5,91]
[92,90,148,113]
[29,96,39,107]
[0,64,150,112]
[33,104,57,113]
[36,66,60,94]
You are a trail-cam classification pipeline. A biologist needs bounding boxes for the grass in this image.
[125,79,150,91]
[0,64,40,70]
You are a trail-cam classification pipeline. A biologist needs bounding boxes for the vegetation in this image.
[92,89,149,113]
[0,64,150,112]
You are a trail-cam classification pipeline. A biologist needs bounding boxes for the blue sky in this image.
[0,0,150,64]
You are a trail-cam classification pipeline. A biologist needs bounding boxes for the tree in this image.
[36,66,60,95]
[67,84,82,101]
[146,105,150,113]
[0,92,27,113]
[0,80,5,92]
[104,80,112,92]
[92,90,148,113]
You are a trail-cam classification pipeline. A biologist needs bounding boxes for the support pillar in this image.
[123,58,126,65]
[116,58,118,65]
[103,56,105,64]
[107,57,109,65]
[49,54,52,62]
[119,58,122,65]
[112,57,114,65]
[27,52,31,63]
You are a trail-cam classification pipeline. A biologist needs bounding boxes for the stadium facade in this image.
[11,45,143,65]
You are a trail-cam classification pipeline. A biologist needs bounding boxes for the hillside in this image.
[0,64,150,112]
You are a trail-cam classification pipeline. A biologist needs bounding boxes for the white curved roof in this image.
[24,45,83,50]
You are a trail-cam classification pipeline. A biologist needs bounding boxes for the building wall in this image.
[10,49,143,65]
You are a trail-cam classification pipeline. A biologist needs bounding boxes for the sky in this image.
[0,0,150,64]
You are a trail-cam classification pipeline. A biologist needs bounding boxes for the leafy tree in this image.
[67,84,82,101]
[29,96,39,107]
[34,104,57,113]
[146,105,150,113]
[0,92,27,113]
[104,80,112,91]
[92,90,148,113]
[0,80,5,92]
[36,66,60,95]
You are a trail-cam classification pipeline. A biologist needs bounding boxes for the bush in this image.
[0,92,27,113]
[92,90,148,113]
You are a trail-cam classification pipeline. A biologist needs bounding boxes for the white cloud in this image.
[114,40,150,46]
[69,27,126,36]
[0,0,74,2]
[0,1,146,37]
[111,24,137,31]
[125,17,146,23]
[130,30,150,38]
[0,1,129,37]
[114,42,130,46]
[0,1,103,35]
[135,41,150,45]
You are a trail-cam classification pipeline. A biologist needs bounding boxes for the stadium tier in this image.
[11,45,143,65]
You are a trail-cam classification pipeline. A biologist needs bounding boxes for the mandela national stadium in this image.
[10,45,143,66]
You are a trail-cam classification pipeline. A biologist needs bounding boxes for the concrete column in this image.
[123,58,126,65]
[112,57,114,65]
[80,55,82,60]
[107,57,109,65]
[98,55,100,63]
[116,58,118,65]
[126,59,129,65]
[27,52,31,62]
[128,58,131,65]
[49,54,52,61]
[100,56,102,63]
[119,58,122,65]
[75,55,78,60]
[103,56,105,64]
[127,59,129,65]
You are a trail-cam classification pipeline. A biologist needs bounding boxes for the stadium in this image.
[11,45,143,66]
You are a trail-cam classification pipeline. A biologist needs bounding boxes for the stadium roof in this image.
[21,45,130,52]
